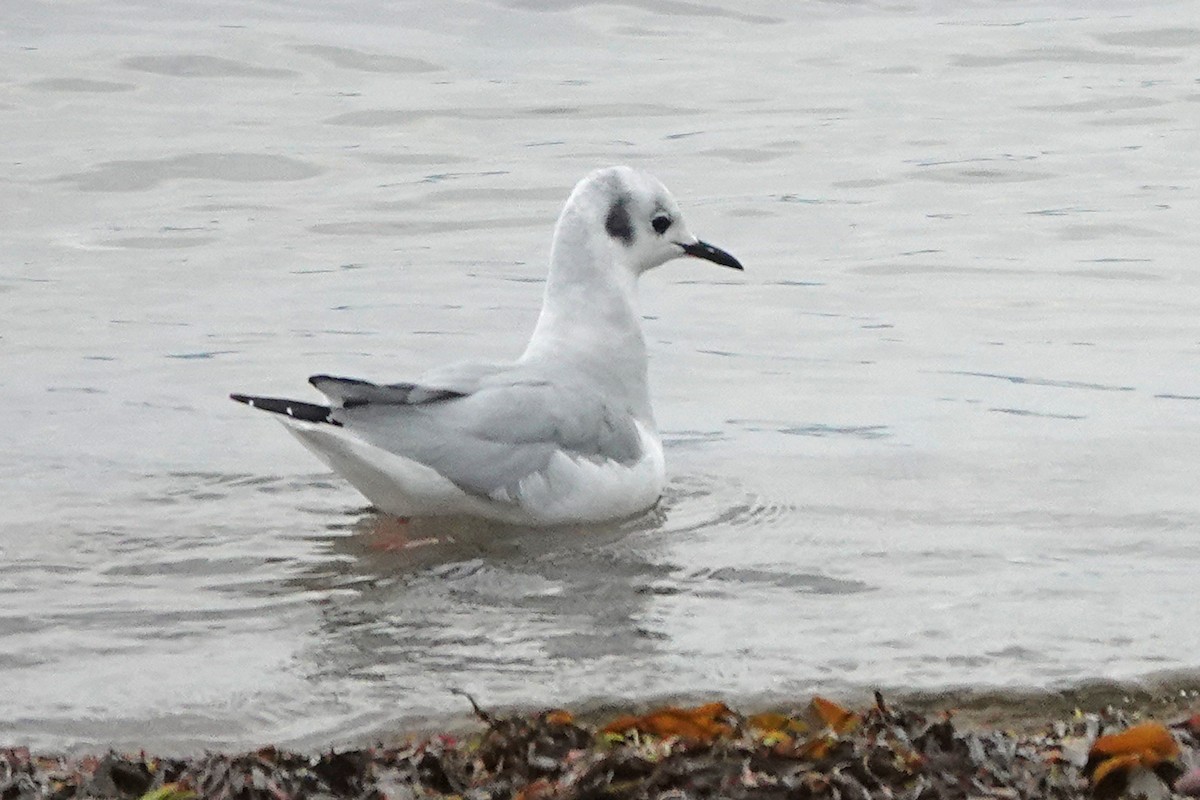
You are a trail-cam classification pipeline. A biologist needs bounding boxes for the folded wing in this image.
[332,375,644,502]
[309,375,466,407]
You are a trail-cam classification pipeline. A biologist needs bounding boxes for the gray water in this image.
[3,0,1200,752]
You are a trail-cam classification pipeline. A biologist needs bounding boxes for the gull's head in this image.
[561,165,743,276]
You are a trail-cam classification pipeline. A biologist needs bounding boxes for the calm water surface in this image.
[3,0,1200,751]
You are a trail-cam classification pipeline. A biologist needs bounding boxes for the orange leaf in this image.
[601,702,736,742]
[694,701,736,719]
[1090,722,1179,763]
[811,696,858,734]
[747,712,791,733]
[543,709,574,726]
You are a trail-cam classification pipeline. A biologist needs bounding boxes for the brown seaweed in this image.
[2,693,1197,800]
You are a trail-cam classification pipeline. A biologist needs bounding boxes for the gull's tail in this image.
[229,393,342,426]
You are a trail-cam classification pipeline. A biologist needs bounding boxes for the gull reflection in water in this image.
[284,500,677,691]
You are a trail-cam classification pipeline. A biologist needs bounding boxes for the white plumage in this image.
[232,166,742,525]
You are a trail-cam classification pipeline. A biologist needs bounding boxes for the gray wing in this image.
[310,359,507,407]
[310,375,464,407]
[329,375,644,500]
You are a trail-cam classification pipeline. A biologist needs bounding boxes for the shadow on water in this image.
[286,470,816,590]
[275,498,672,693]
[275,474,831,692]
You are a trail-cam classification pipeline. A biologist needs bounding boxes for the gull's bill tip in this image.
[681,240,744,271]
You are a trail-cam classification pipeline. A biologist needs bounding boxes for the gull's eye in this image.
[651,215,672,235]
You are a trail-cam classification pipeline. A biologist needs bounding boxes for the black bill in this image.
[681,240,744,271]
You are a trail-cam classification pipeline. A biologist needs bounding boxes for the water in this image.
[3,0,1199,752]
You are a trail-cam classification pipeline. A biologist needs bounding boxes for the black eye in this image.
[651,215,672,235]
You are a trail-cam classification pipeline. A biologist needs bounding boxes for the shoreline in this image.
[5,676,1199,799]
[7,672,1200,757]
[379,671,1200,747]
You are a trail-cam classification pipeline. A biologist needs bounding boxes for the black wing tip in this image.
[229,392,341,426]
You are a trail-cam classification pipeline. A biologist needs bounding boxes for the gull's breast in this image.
[506,420,665,525]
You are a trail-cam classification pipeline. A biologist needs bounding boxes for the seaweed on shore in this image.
[3,693,1198,800]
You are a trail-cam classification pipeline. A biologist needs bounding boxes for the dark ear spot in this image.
[605,196,634,245]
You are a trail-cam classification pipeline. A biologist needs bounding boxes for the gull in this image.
[231,166,743,525]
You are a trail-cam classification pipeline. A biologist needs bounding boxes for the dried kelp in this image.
[3,692,1198,800]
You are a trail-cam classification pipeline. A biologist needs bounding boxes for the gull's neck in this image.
[520,204,653,422]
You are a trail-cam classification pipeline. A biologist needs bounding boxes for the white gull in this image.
[231,166,743,525]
